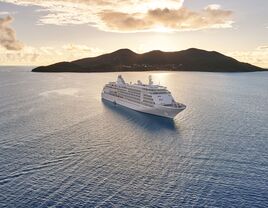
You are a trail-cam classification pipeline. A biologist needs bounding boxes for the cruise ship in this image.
[101,75,186,119]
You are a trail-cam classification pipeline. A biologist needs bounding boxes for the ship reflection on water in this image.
[102,99,179,132]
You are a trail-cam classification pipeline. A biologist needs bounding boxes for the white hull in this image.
[102,93,185,119]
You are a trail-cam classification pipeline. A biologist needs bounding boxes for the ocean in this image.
[0,67,267,207]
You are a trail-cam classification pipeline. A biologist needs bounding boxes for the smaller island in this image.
[32,48,265,73]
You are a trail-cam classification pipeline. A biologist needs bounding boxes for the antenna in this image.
[149,75,153,85]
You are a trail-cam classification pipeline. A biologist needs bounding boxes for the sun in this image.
[152,25,173,33]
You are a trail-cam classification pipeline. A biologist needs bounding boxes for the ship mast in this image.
[149,75,153,85]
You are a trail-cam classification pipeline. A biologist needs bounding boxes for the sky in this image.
[0,0,267,67]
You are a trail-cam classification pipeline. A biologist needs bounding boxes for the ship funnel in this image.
[117,75,126,85]
[149,75,153,85]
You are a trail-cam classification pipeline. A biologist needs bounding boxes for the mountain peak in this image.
[183,48,209,53]
[144,50,164,55]
[112,48,136,55]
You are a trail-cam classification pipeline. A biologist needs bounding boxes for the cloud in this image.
[205,4,221,10]
[62,44,103,55]
[2,0,233,32]
[0,11,10,15]
[0,11,17,15]
[257,45,268,50]
[0,15,23,50]
[0,43,104,65]
[100,6,233,32]
[63,44,93,52]
[227,46,268,68]
[0,46,38,64]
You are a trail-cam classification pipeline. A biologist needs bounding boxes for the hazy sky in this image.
[0,0,267,67]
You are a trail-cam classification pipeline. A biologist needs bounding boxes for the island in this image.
[32,48,265,73]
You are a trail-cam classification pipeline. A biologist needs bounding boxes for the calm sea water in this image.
[0,67,268,208]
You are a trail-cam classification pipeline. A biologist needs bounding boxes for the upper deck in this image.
[106,75,169,94]
[106,82,169,94]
